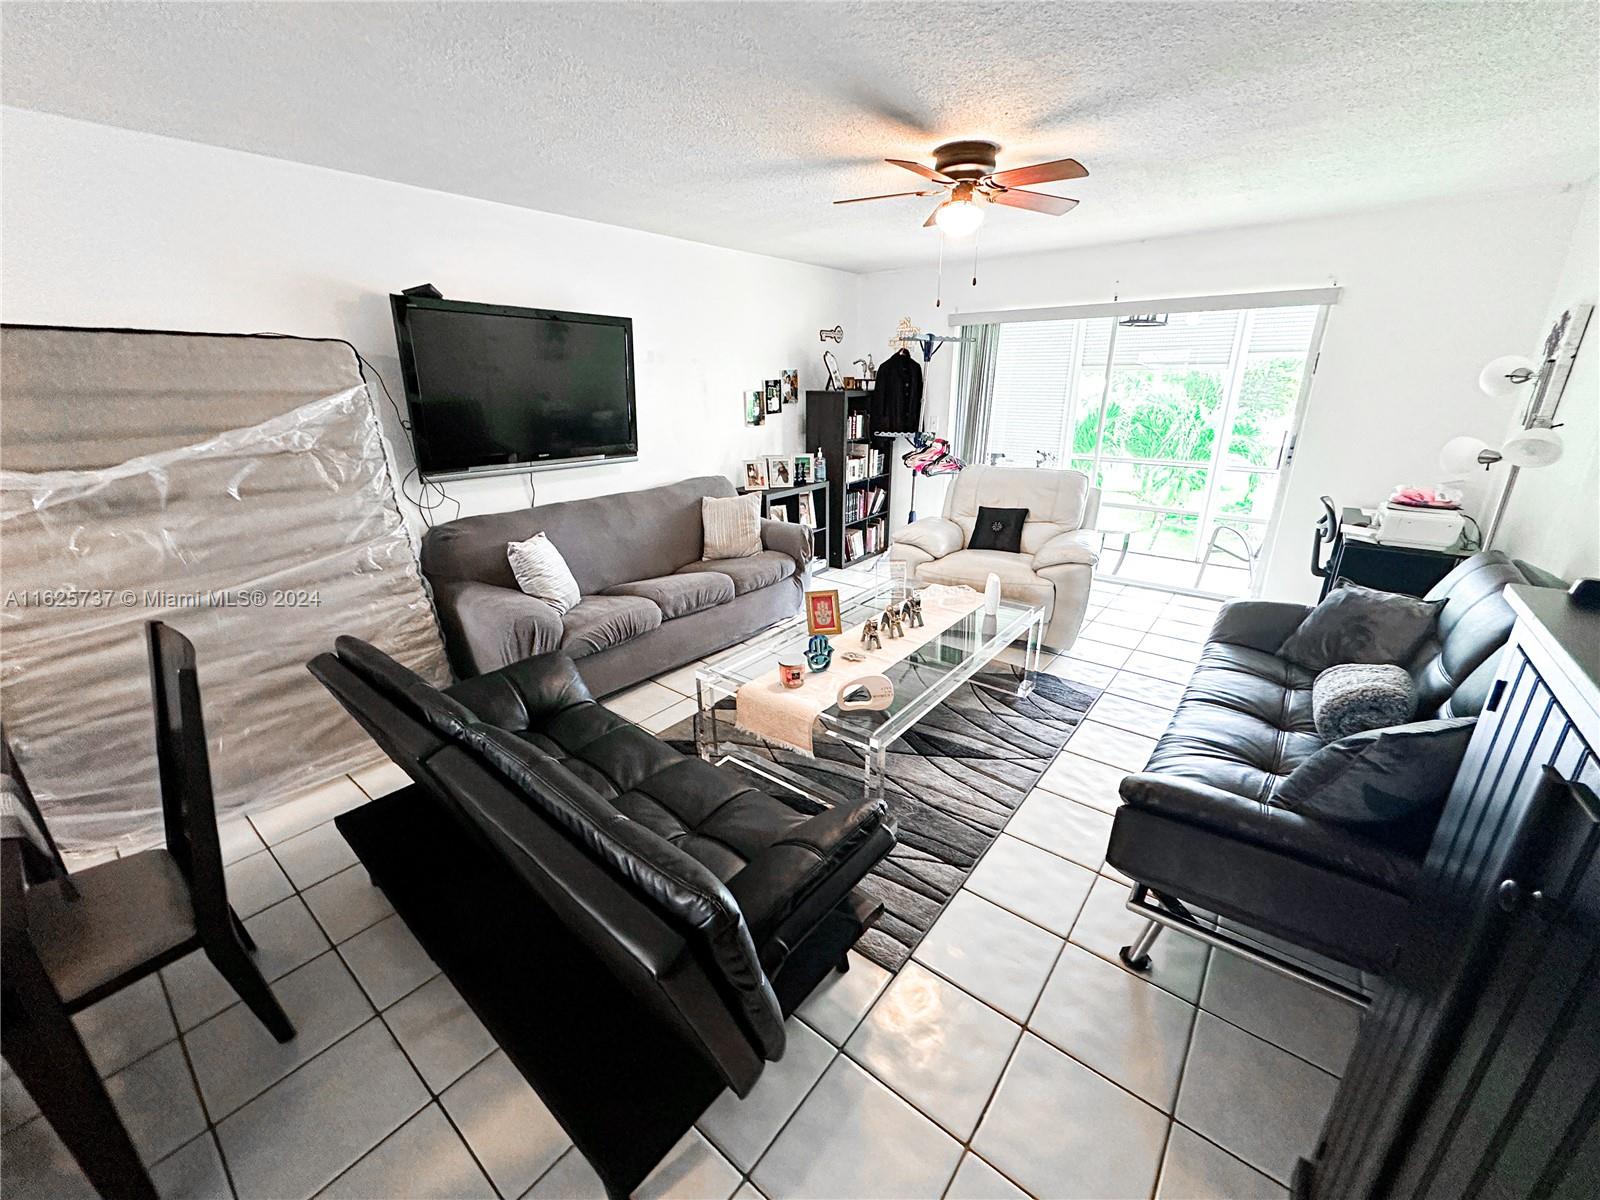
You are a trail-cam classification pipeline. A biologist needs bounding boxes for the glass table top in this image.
[696,580,1044,751]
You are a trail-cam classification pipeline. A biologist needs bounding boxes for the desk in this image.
[1321,529,1472,599]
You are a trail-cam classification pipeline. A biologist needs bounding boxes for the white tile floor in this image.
[1,575,1360,1200]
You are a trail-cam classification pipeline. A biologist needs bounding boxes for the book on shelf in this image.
[847,413,867,438]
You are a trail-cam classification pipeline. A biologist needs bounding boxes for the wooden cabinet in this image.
[1302,586,1600,1199]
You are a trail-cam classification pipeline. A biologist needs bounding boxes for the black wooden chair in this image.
[0,622,295,1199]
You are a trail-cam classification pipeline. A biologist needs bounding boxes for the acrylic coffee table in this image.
[694,579,1045,804]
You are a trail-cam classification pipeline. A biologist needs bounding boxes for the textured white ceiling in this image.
[4,2,1597,273]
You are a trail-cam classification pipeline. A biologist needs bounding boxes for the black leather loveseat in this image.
[1106,551,1553,985]
[308,638,894,1195]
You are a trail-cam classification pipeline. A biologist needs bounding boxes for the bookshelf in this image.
[805,390,893,568]
[739,480,829,570]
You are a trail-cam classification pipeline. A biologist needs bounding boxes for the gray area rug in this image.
[662,665,1102,971]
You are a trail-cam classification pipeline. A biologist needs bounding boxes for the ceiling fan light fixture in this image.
[934,197,985,238]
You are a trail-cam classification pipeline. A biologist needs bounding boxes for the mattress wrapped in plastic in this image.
[0,327,449,851]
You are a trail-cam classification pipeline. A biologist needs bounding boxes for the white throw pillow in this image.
[506,532,581,613]
[702,494,762,560]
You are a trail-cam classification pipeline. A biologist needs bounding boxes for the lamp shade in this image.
[1439,434,1492,475]
[1502,426,1564,468]
[1478,354,1537,400]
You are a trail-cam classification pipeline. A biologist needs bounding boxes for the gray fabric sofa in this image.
[420,476,809,696]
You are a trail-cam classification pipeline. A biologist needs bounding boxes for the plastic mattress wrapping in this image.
[0,327,450,851]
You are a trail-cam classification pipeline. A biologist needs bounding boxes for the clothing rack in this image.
[890,333,961,362]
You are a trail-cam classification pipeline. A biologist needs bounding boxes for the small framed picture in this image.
[768,506,790,522]
[765,455,794,488]
[796,494,816,529]
[792,452,813,484]
[805,589,843,636]
[782,369,799,404]
[842,375,859,390]
[742,459,769,490]
[745,390,765,426]
[765,379,783,414]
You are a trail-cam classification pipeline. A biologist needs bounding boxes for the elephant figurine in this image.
[882,605,905,639]
[906,593,925,628]
[805,633,834,672]
[861,617,882,651]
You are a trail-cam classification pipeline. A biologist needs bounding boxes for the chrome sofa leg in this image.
[1120,920,1162,972]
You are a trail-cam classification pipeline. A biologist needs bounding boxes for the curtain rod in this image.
[946,287,1342,327]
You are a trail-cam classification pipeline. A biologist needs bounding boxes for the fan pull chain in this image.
[971,226,981,289]
[935,232,945,308]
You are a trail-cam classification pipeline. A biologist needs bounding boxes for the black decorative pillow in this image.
[1312,663,1417,741]
[1274,717,1476,853]
[969,506,1028,553]
[1278,581,1445,672]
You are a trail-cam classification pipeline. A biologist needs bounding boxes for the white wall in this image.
[1492,180,1600,581]
[0,108,861,531]
[855,187,1589,601]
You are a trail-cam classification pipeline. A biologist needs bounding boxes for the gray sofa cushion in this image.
[605,572,735,620]
[1312,663,1416,741]
[677,551,796,596]
[1278,581,1445,672]
[560,595,663,658]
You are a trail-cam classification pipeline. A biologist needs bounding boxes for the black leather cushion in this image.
[1143,642,1323,803]
[605,572,735,620]
[968,506,1027,553]
[1408,551,1532,717]
[1275,717,1476,853]
[461,721,787,1058]
[1278,581,1444,672]
[675,551,796,596]
[559,595,663,658]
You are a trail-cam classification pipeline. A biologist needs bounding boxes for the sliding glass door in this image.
[976,303,1324,595]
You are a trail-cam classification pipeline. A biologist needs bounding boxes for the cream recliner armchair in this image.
[890,466,1101,651]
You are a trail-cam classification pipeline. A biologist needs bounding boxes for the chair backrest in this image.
[307,638,784,1080]
[940,466,1099,554]
[419,475,737,596]
[1,731,69,885]
[144,622,230,940]
[1407,551,1562,718]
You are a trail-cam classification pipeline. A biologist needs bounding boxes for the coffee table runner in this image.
[734,590,986,754]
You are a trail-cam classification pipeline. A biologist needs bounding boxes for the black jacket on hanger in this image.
[870,348,924,433]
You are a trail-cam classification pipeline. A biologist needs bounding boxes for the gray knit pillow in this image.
[1312,663,1417,741]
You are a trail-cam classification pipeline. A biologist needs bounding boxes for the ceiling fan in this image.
[834,140,1087,236]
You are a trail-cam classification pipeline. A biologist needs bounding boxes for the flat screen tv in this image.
[390,294,638,480]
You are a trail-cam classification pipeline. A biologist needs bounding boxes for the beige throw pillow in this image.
[507,531,581,613]
[702,494,762,560]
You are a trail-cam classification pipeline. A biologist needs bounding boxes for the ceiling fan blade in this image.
[987,157,1089,188]
[833,190,942,205]
[923,201,945,228]
[990,189,1079,216]
[887,158,954,184]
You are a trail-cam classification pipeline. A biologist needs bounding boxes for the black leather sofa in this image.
[1106,551,1551,984]
[307,638,894,1195]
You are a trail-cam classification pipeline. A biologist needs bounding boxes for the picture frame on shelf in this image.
[745,390,765,426]
[805,589,843,636]
[793,452,813,484]
[764,380,783,414]
[768,506,790,522]
[796,493,816,529]
[765,455,794,488]
[842,375,859,390]
[782,369,799,404]
[742,459,769,490]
